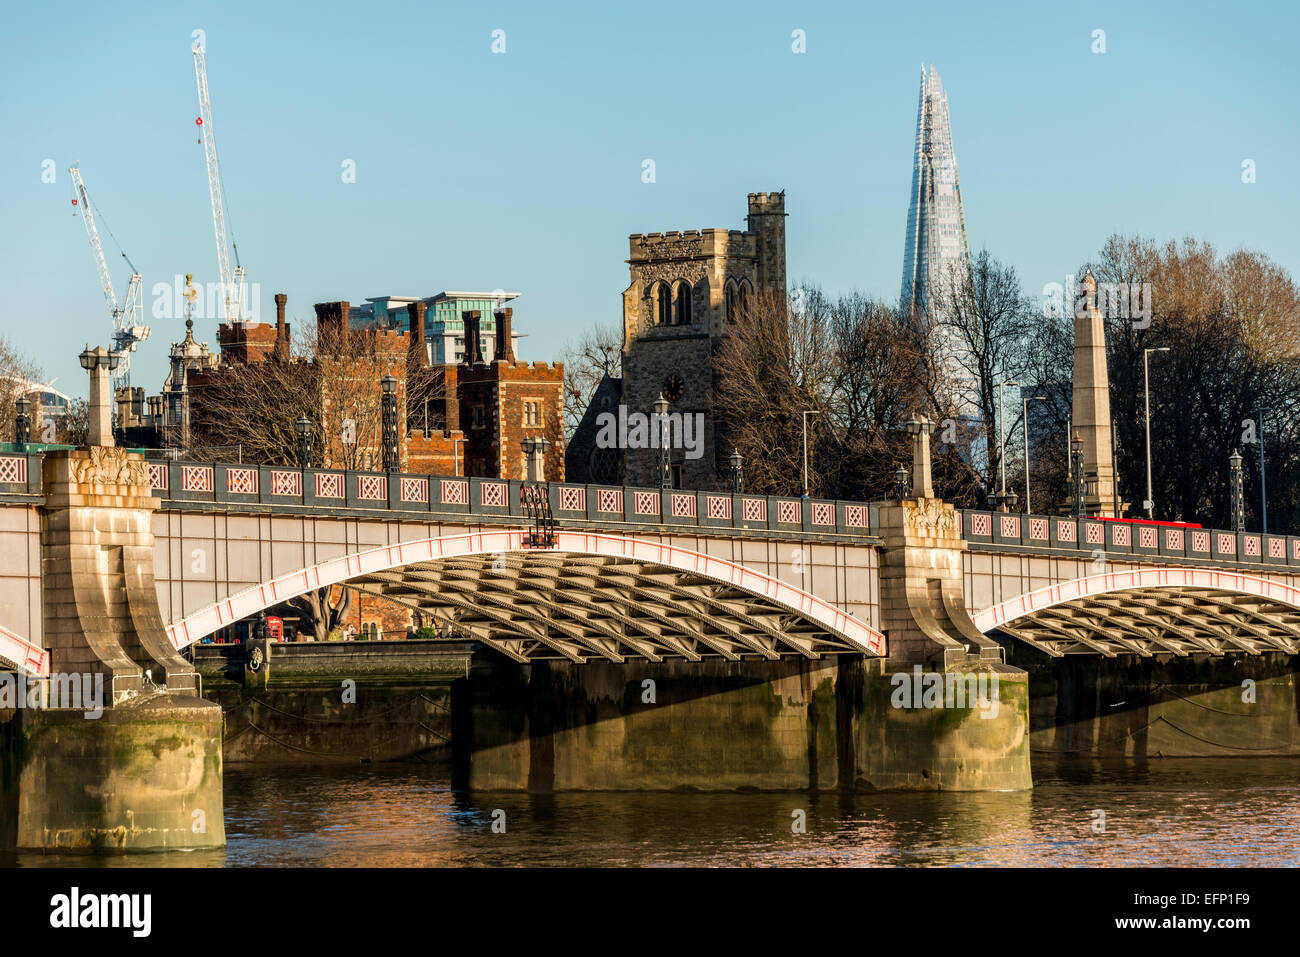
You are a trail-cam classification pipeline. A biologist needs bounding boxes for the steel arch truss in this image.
[166,530,885,662]
[0,624,48,677]
[972,568,1300,657]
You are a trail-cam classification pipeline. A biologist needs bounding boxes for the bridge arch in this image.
[0,624,49,677]
[972,567,1300,657]
[167,530,885,663]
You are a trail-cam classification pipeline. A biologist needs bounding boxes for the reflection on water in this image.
[8,758,1300,867]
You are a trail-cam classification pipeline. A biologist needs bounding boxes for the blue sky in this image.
[2,0,1297,394]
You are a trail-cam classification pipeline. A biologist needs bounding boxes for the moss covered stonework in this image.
[0,694,225,851]
[452,654,1032,792]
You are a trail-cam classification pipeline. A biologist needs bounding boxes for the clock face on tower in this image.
[662,374,685,402]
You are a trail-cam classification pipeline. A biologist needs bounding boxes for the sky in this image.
[2,0,1298,396]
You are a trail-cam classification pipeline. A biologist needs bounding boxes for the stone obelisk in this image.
[1073,269,1118,516]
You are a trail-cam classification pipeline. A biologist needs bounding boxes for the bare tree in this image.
[190,323,442,469]
[287,585,354,641]
[0,338,45,443]
[933,249,1038,496]
[560,323,622,444]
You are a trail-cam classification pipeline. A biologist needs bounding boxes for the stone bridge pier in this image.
[0,447,224,853]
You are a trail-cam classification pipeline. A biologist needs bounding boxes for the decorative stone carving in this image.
[905,497,957,539]
[71,446,149,489]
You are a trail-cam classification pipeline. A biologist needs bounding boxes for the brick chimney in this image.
[464,310,484,365]
[494,307,516,363]
[408,300,428,369]
[314,300,351,351]
[274,293,290,361]
[442,365,460,432]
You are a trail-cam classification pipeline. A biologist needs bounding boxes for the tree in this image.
[1093,235,1300,529]
[287,585,354,642]
[189,323,443,469]
[560,323,622,444]
[0,338,44,443]
[714,286,831,496]
[933,249,1040,496]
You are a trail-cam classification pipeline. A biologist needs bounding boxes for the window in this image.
[656,282,671,326]
[674,281,691,325]
[522,400,542,427]
[471,405,485,430]
[670,464,683,489]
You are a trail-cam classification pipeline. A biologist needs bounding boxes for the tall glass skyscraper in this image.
[900,65,971,318]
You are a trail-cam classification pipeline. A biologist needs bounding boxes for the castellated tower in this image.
[617,191,788,491]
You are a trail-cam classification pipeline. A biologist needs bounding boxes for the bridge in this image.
[1,437,1298,850]
[3,449,1298,674]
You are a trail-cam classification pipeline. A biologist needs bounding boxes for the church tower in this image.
[617,192,787,490]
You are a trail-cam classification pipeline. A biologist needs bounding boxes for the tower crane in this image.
[69,166,150,389]
[192,39,247,326]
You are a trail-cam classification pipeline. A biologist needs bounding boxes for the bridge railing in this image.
[960,510,1300,573]
[4,449,1297,571]
[137,458,879,539]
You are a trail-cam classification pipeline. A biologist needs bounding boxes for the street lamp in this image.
[381,374,399,473]
[894,465,910,501]
[728,449,743,494]
[1022,394,1046,513]
[654,394,671,489]
[452,436,466,477]
[801,409,820,497]
[1228,448,1245,533]
[1142,347,1170,519]
[996,380,1018,506]
[1258,406,1271,535]
[296,416,313,468]
[79,345,120,447]
[15,396,31,449]
[521,436,551,482]
[1070,431,1085,518]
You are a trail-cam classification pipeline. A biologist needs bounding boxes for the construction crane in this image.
[69,166,150,389]
[192,39,247,326]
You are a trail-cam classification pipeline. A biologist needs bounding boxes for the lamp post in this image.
[801,409,820,497]
[996,380,1018,507]
[654,394,671,489]
[15,396,31,450]
[79,345,120,447]
[1142,347,1170,518]
[729,449,743,494]
[1070,431,1085,518]
[381,374,399,473]
[904,414,935,499]
[1022,394,1045,513]
[521,436,551,482]
[894,465,910,501]
[1258,406,1271,535]
[296,416,313,468]
[1228,448,1245,533]
[452,436,465,477]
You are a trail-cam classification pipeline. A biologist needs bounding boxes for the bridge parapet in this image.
[961,510,1300,573]
[138,457,879,540]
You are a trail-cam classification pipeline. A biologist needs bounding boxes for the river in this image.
[8,757,1299,867]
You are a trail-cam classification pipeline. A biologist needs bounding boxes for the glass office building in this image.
[900,65,972,318]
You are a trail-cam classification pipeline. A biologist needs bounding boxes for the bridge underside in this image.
[352,550,868,664]
[988,586,1300,658]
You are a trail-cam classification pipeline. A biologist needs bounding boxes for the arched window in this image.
[674,281,691,325]
[725,280,738,324]
[737,279,752,319]
[656,282,672,326]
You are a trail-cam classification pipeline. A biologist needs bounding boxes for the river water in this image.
[11,757,1299,866]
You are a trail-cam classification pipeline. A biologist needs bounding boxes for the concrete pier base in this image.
[452,654,1033,793]
[1020,649,1300,757]
[0,693,225,852]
